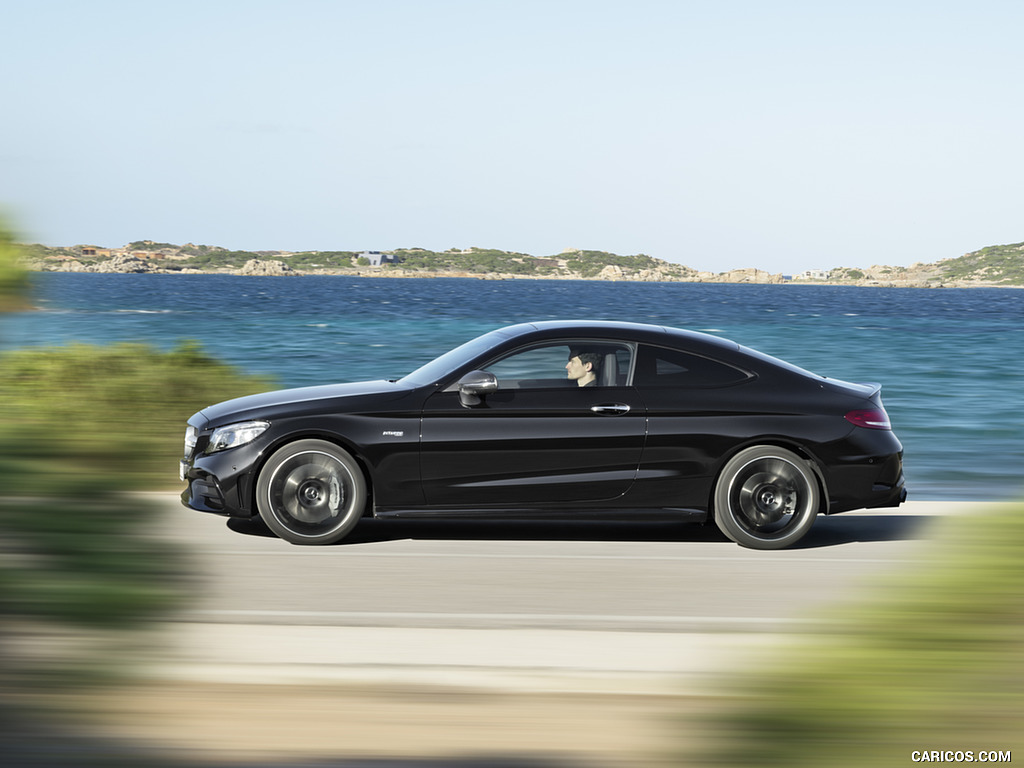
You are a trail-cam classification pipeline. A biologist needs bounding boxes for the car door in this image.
[419,341,646,506]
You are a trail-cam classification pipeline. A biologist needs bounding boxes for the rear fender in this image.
[709,439,830,515]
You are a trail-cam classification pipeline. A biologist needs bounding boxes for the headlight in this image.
[184,425,198,457]
[207,420,270,454]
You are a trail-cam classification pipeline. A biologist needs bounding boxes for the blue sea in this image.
[5,273,1023,502]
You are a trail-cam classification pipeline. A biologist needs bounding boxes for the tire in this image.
[255,439,367,545]
[713,445,820,550]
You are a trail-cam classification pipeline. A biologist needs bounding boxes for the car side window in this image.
[484,342,633,389]
[485,345,571,388]
[635,345,750,388]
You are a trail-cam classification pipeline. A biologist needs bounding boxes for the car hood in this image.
[194,380,411,427]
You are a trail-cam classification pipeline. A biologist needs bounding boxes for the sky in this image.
[2,0,1022,275]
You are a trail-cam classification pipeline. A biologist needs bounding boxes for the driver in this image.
[566,348,602,387]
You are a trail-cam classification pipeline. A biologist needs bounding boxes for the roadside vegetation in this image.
[1,219,272,691]
[0,222,32,310]
[0,340,270,683]
[682,501,1023,765]
[0,341,271,492]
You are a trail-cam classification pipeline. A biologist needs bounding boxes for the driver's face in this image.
[565,355,589,380]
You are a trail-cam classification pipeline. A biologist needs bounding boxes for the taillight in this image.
[844,409,892,430]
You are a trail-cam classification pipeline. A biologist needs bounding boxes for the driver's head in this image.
[566,348,602,384]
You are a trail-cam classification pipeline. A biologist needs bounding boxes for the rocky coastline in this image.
[22,241,1024,289]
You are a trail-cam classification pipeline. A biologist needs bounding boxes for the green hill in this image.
[387,247,695,279]
[389,247,554,275]
[16,238,1024,285]
[937,242,1024,284]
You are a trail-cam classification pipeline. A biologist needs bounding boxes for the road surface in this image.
[72,496,1001,765]
[146,495,986,693]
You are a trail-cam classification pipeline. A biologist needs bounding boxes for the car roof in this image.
[500,321,834,385]
[497,320,740,352]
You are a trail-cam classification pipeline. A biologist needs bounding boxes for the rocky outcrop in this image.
[595,264,701,282]
[597,264,625,280]
[69,254,157,273]
[234,259,296,276]
[691,268,786,284]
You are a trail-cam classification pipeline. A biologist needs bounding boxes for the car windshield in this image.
[399,328,515,387]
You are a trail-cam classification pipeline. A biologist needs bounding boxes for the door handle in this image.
[590,403,631,415]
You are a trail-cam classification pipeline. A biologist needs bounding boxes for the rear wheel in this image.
[255,439,366,545]
[713,446,820,549]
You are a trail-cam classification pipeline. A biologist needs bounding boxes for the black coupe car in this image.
[181,321,906,549]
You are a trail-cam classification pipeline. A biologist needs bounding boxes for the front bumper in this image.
[180,442,263,517]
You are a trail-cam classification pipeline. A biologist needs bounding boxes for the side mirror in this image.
[457,370,498,407]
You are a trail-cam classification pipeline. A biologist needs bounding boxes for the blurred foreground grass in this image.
[0,341,271,493]
[685,501,1024,766]
[0,341,271,685]
[0,222,31,312]
[0,222,285,760]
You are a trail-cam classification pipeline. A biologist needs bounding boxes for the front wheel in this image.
[713,446,820,550]
[255,439,366,545]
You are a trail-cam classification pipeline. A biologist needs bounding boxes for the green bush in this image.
[1,220,280,717]
[686,502,1024,766]
[0,341,272,493]
[183,248,262,268]
[0,220,30,311]
[940,242,1024,284]
[0,341,271,669]
[288,250,358,270]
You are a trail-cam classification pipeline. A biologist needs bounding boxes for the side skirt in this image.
[372,506,708,522]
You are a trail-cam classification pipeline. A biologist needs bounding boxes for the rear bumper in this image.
[861,465,908,510]
[819,430,907,514]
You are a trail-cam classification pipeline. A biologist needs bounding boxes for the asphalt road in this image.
[147,495,992,694]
